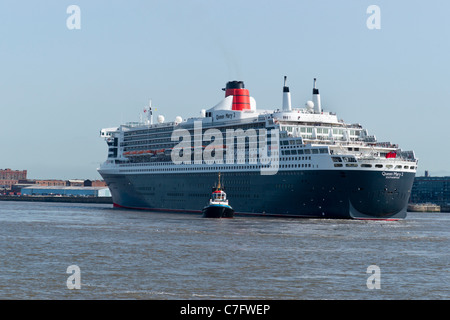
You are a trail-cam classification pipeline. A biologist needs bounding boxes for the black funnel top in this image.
[225,81,245,89]
[313,78,319,94]
[283,76,289,92]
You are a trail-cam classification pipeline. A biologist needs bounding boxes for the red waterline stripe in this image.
[354,217,399,221]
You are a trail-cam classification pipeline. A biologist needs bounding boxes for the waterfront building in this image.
[21,186,111,197]
[410,175,450,211]
[0,168,27,190]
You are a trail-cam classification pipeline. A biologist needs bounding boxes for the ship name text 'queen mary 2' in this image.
[98,77,417,219]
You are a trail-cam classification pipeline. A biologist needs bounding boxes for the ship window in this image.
[311,149,318,154]
[375,164,383,168]
[345,164,358,167]
[386,165,393,169]
[404,166,409,169]
[332,157,342,162]
[304,149,311,154]
[395,165,402,169]
[361,164,372,168]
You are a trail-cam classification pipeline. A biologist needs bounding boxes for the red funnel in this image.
[224,81,250,111]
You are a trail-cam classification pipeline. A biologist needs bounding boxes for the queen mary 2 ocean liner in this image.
[98,77,418,219]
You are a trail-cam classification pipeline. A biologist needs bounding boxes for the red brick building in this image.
[0,169,27,189]
[35,180,66,187]
[88,180,107,187]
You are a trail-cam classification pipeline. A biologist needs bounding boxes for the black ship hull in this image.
[202,204,234,218]
[100,169,415,220]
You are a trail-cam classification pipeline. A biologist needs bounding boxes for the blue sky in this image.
[0,0,449,179]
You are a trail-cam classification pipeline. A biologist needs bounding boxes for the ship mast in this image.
[144,99,153,125]
[282,76,292,111]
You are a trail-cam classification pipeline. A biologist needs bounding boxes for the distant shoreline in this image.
[0,195,112,204]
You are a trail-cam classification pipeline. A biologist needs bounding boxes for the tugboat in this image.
[202,173,234,218]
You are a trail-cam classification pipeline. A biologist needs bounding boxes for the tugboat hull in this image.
[202,204,234,218]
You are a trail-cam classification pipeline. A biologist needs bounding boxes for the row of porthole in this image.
[334,163,415,169]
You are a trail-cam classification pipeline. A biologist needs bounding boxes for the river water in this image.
[0,201,448,300]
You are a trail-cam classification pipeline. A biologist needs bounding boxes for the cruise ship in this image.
[98,77,418,219]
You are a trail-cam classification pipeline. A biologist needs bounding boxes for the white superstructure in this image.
[99,77,417,177]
